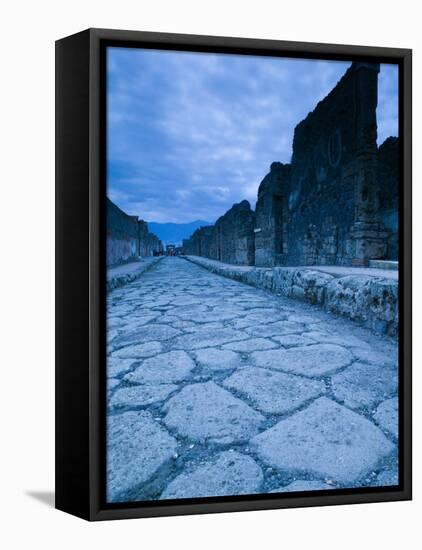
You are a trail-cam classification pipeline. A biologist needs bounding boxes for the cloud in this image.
[107,48,398,223]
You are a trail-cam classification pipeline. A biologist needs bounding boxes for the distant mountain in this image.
[147,220,213,246]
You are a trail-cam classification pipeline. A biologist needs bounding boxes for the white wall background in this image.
[0,1,419,548]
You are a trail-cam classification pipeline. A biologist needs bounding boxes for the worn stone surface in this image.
[106,257,398,500]
[192,348,242,371]
[251,397,394,484]
[163,382,265,444]
[223,367,325,414]
[160,451,263,499]
[331,362,398,410]
[171,327,248,350]
[272,334,317,348]
[110,341,163,359]
[107,357,136,378]
[222,338,278,352]
[374,397,398,439]
[107,257,164,291]
[251,344,353,377]
[375,467,399,487]
[125,351,195,385]
[114,324,182,348]
[270,480,335,493]
[245,320,305,338]
[107,378,120,391]
[107,410,177,502]
[109,385,178,410]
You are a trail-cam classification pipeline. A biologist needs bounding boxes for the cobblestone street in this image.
[107,257,399,502]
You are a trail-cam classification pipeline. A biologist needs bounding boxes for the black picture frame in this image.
[55,27,412,521]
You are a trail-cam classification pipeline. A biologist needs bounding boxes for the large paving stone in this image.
[169,304,209,320]
[250,397,394,484]
[109,384,178,410]
[288,314,324,324]
[181,310,241,323]
[375,467,399,487]
[349,347,398,368]
[113,324,182,348]
[171,327,248,350]
[160,451,263,499]
[245,320,304,338]
[305,331,370,350]
[107,357,136,378]
[271,334,317,348]
[222,338,278,352]
[373,397,398,439]
[193,348,242,371]
[223,367,325,415]
[270,480,335,493]
[110,341,163,360]
[331,362,398,410]
[107,410,177,502]
[125,351,195,385]
[107,378,120,391]
[122,313,162,330]
[251,344,353,377]
[230,311,287,329]
[163,381,265,444]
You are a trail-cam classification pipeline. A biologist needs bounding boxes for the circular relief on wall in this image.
[328,129,342,168]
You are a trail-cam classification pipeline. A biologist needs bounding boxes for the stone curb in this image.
[107,257,164,292]
[182,256,398,337]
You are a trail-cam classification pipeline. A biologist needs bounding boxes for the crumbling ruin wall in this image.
[378,137,399,260]
[255,162,290,267]
[285,62,387,267]
[209,200,255,265]
[184,62,398,269]
[107,198,139,266]
[146,233,164,256]
[138,220,149,257]
[183,226,214,257]
[107,198,163,266]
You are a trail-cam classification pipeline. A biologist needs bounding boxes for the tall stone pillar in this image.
[351,63,388,266]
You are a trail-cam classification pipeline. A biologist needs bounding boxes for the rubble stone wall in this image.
[183,202,255,266]
[284,62,383,267]
[254,162,291,267]
[377,137,399,260]
[183,62,398,269]
[106,198,163,266]
[107,198,139,266]
[210,201,255,265]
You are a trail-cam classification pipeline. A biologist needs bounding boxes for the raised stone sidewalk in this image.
[107,256,164,291]
[183,256,398,336]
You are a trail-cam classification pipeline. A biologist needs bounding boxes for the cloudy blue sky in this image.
[107,48,398,224]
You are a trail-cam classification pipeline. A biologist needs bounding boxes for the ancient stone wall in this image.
[107,198,139,266]
[183,226,214,257]
[378,137,399,260]
[147,233,164,256]
[210,201,255,265]
[285,62,387,267]
[255,162,290,267]
[183,62,399,269]
[106,198,163,266]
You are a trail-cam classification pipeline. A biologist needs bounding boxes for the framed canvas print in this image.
[55,28,412,521]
